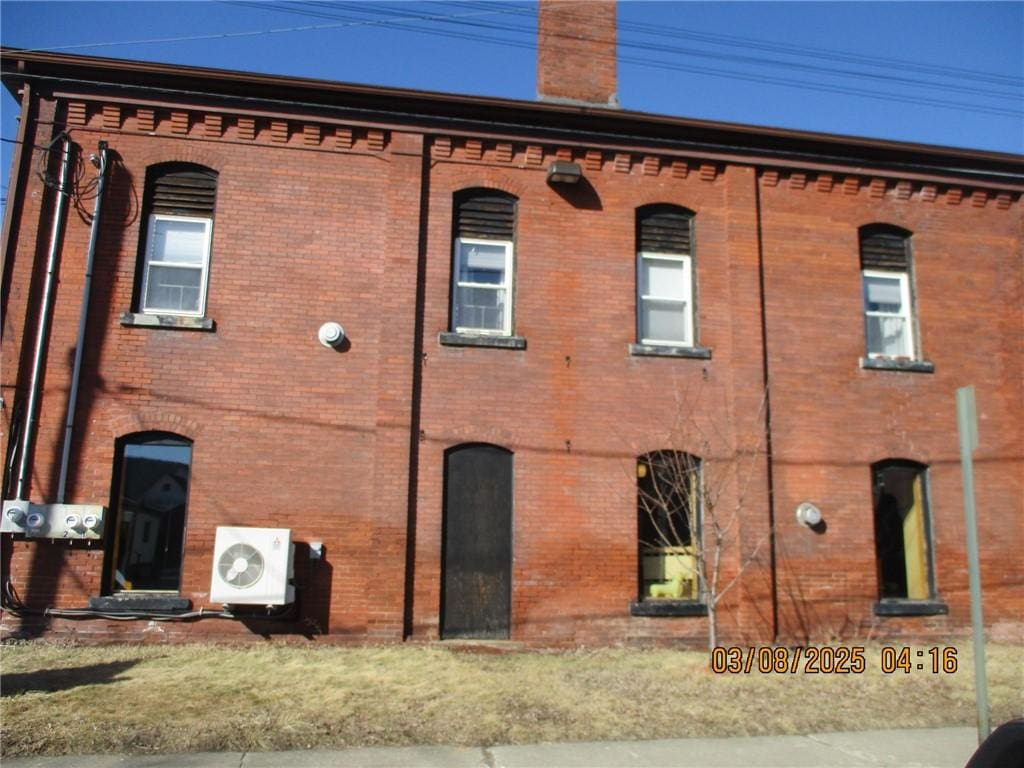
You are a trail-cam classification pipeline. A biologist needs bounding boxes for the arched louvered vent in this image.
[860,227,910,271]
[150,167,217,217]
[455,190,516,240]
[638,206,693,254]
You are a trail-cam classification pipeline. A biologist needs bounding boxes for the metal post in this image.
[956,385,989,744]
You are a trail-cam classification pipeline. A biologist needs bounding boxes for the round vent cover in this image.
[217,543,264,589]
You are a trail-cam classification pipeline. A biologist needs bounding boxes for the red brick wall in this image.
[2,90,1020,647]
[2,98,419,640]
[759,173,1024,642]
[537,0,618,106]
[411,149,770,644]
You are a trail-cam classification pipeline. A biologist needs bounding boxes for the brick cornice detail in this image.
[60,97,1015,203]
[59,97,390,153]
[430,136,723,184]
[760,167,1018,210]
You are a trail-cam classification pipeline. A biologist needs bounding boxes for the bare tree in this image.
[635,387,770,652]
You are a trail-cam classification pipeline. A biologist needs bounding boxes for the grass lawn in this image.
[1,641,1021,757]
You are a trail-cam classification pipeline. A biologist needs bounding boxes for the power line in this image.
[11,3,526,55]
[7,1,1021,120]
[449,0,1023,88]
[222,1,1022,114]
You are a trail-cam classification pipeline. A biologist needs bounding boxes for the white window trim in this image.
[637,251,693,347]
[141,213,213,318]
[452,236,514,336]
[862,268,915,359]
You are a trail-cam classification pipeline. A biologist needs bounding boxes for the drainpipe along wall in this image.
[57,141,108,503]
[13,134,73,501]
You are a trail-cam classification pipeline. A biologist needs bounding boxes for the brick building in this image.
[2,2,1021,646]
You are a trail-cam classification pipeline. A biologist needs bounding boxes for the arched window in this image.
[637,450,701,601]
[636,205,696,347]
[136,163,217,317]
[871,459,934,601]
[860,225,917,360]
[450,189,517,336]
[109,432,193,593]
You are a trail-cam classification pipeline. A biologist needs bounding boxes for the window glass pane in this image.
[873,463,930,600]
[458,242,507,285]
[638,452,700,601]
[152,219,208,265]
[865,315,909,357]
[641,299,688,343]
[641,257,685,299]
[145,265,202,313]
[864,275,903,313]
[115,439,191,592]
[455,285,506,332]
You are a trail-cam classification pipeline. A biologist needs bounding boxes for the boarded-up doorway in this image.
[441,444,512,639]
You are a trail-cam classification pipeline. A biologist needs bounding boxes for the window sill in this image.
[439,332,527,350]
[860,357,934,374]
[630,600,708,617]
[89,595,191,613]
[872,600,948,617]
[120,312,215,331]
[630,344,712,360]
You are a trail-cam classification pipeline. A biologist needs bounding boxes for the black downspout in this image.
[14,135,73,501]
[402,141,431,639]
[57,141,108,503]
[753,169,780,643]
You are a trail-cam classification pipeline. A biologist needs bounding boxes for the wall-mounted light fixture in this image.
[546,161,582,185]
[795,501,823,527]
[318,322,346,349]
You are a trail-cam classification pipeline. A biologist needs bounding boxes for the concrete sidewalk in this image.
[2,727,979,768]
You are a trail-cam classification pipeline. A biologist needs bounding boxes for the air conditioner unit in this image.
[210,526,295,606]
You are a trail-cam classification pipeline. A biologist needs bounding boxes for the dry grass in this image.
[1,641,1021,757]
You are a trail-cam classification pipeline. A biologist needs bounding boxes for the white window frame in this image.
[452,237,514,336]
[140,213,213,317]
[637,251,693,347]
[862,268,915,359]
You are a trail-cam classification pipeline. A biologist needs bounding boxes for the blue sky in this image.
[2,0,1022,202]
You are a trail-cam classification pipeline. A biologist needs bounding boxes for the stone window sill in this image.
[120,312,215,331]
[872,600,948,617]
[860,357,934,374]
[630,600,708,617]
[630,344,712,360]
[89,595,191,613]
[439,332,527,350]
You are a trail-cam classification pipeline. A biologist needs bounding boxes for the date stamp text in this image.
[710,646,958,674]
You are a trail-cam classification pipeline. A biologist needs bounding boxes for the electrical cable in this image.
[212,1,1022,117]
[7,2,1017,116]
[442,0,1023,88]
[1,576,298,622]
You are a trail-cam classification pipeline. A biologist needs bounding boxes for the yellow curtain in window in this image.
[903,474,929,600]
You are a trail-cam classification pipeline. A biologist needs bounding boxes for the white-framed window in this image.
[141,214,213,316]
[450,188,517,337]
[452,237,513,335]
[859,225,917,360]
[638,252,693,346]
[862,269,913,358]
[636,205,695,347]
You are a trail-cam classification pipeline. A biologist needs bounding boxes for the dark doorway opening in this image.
[441,444,513,639]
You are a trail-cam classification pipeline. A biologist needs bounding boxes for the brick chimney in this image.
[537,0,618,108]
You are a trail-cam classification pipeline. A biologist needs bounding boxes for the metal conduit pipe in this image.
[57,141,108,503]
[14,135,73,501]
